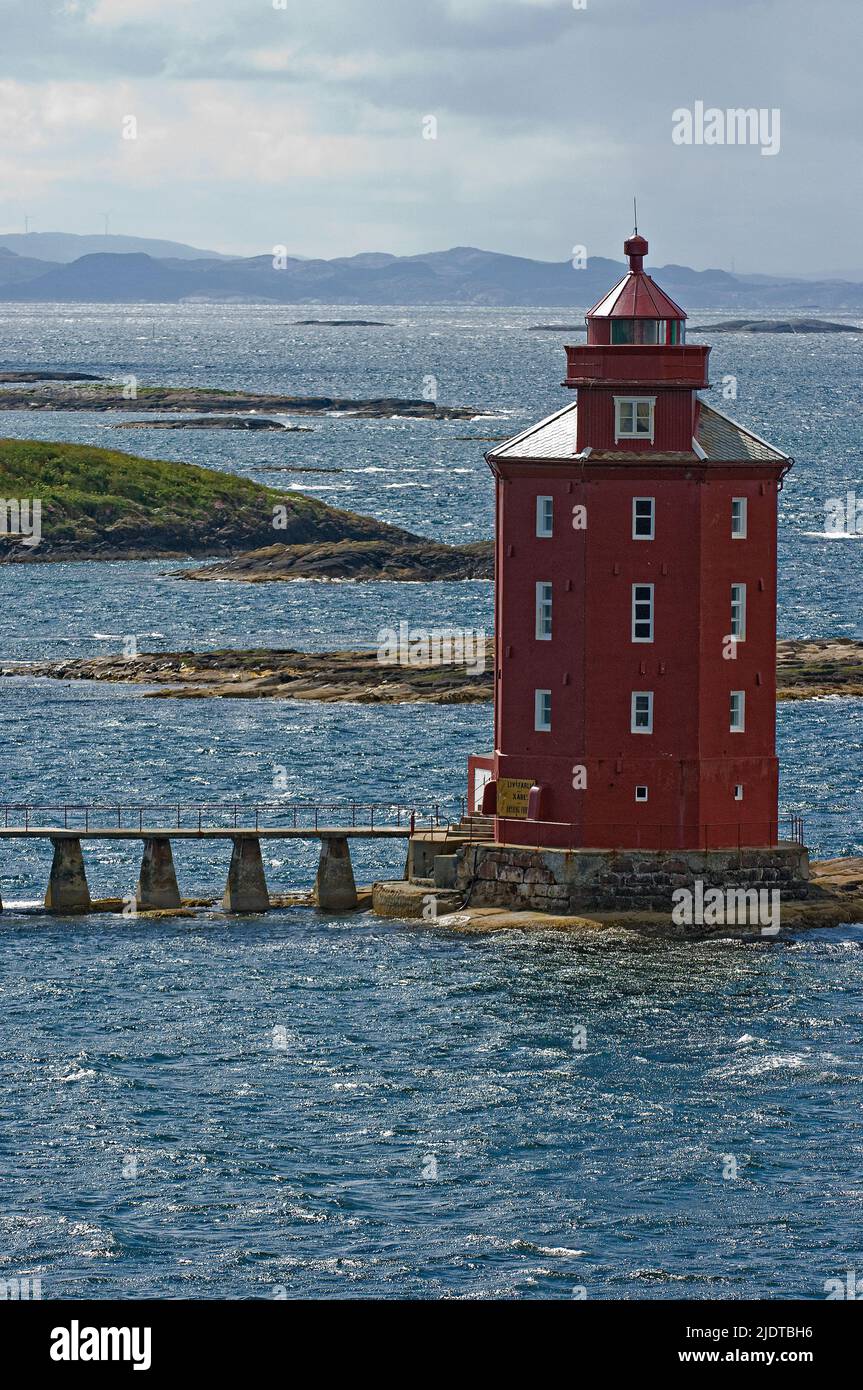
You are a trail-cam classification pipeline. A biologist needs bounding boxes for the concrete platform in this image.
[372,859,863,938]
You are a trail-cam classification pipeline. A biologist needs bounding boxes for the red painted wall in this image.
[574,387,698,453]
[490,460,784,851]
[474,267,790,852]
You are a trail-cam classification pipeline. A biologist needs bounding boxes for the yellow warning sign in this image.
[497,777,533,819]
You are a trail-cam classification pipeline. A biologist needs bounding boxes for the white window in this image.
[632,497,655,540]
[632,583,654,642]
[635,785,649,802]
[536,495,553,538]
[733,784,744,801]
[730,583,746,641]
[535,582,552,640]
[732,497,747,539]
[631,691,654,734]
[535,689,552,732]
[730,691,745,732]
[615,396,655,441]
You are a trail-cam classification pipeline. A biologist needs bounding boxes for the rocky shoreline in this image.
[1,645,493,703]
[114,416,312,431]
[0,370,105,382]
[0,380,479,419]
[373,857,863,936]
[174,538,494,582]
[0,436,484,567]
[690,318,862,334]
[3,639,862,704]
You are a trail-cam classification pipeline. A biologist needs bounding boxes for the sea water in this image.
[0,304,860,1298]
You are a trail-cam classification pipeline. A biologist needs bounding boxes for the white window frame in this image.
[733,784,744,801]
[635,785,649,802]
[535,581,552,640]
[632,497,655,540]
[535,689,552,732]
[632,583,654,643]
[731,497,748,539]
[631,691,654,734]
[614,395,655,442]
[730,691,745,733]
[730,583,747,641]
[536,495,553,538]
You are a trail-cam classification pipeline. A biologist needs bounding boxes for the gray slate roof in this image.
[696,403,789,463]
[489,400,789,465]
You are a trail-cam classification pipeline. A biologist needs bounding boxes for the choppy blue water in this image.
[0,304,861,1299]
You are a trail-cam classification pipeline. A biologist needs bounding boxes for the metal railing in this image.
[460,814,808,851]
[0,801,449,835]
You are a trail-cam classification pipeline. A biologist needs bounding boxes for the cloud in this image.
[0,0,857,270]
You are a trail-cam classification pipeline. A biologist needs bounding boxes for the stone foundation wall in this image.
[457,842,811,914]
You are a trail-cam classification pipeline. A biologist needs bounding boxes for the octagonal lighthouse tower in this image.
[470,232,792,851]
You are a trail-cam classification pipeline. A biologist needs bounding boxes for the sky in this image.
[0,0,859,274]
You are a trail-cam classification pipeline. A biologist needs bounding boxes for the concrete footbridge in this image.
[0,802,446,915]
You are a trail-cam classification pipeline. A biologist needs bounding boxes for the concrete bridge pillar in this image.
[315,836,358,912]
[222,837,270,913]
[136,837,181,910]
[45,837,92,914]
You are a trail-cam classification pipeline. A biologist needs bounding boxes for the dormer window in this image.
[615,396,655,441]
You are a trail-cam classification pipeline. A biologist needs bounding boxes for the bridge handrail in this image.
[0,800,454,833]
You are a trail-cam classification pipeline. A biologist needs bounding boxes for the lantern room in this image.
[585,235,687,345]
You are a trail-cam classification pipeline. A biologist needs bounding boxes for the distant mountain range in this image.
[0,232,234,263]
[0,234,862,309]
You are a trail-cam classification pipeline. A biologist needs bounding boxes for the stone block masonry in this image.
[457,842,812,915]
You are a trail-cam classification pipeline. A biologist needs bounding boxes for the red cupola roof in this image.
[587,233,686,322]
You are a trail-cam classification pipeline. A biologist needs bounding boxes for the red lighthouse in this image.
[470,232,792,851]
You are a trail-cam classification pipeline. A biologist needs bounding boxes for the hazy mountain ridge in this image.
[0,232,234,262]
[0,237,862,308]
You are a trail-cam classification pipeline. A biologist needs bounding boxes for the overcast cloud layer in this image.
[0,0,858,273]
